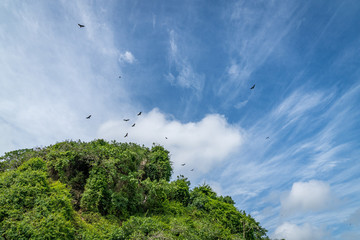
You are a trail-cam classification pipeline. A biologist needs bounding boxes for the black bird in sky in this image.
[78,24,85,28]
[181,163,185,166]
[165,137,168,139]
[132,123,136,127]
[137,112,142,116]
[86,115,91,119]
[123,119,130,121]
[190,169,194,171]
[250,84,255,89]
[119,76,121,78]
[124,133,128,138]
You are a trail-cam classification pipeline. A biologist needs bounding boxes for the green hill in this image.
[0,140,270,239]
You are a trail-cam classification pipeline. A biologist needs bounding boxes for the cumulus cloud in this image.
[119,51,136,64]
[281,180,335,215]
[98,108,243,175]
[273,222,327,240]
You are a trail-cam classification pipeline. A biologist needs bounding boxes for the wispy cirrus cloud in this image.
[209,82,360,234]
[166,30,204,93]
[0,1,130,155]
[272,90,327,121]
[217,1,308,103]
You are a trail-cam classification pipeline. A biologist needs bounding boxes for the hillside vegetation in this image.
[0,140,270,239]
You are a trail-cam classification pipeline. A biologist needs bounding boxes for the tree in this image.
[144,145,172,182]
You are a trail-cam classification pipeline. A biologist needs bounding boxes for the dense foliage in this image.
[0,140,270,239]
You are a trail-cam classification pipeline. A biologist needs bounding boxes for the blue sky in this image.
[1,1,360,239]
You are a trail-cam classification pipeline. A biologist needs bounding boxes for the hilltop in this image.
[0,139,270,239]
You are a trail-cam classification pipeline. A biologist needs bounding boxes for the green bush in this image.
[0,140,269,239]
[0,158,76,239]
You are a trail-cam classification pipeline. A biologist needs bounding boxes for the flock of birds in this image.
[87,110,142,138]
[79,24,144,139]
[79,23,265,172]
[120,111,142,138]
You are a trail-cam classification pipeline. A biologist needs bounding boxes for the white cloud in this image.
[281,180,334,215]
[119,51,136,64]
[98,108,243,175]
[273,222,327,240]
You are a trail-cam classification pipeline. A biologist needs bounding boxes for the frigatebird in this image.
[78,24,85,28]
[124,133,128,138]
[250,84,255,89]
[132,123,136,127]
[137,112,142,116]
[123,119,130,121]
[86,115,91,119]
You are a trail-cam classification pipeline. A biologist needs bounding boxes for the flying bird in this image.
[190,169,194,171]
[119,76,121,78]
[181,163,185,166]
[123,119,130,121]
[132,123,136,127]
[78,24,85,28]
[165,137,168,139]
[266,137,269,139]
[124,133,128,138]
[137,112,142,116]
[250,84,255,89]
[86,115,91,119]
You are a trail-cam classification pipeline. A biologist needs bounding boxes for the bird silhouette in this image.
[266,137,269,139]
[123,119,130,121]
[190,169,194,171]
[137,112,142,116]
[132,123,136,127]
[124,133,128,138]
[165,137,168,139]
[86,115,91,119]
[119,76,121,78]
[181,163,185,166]
[78,24,85,28]
[250,84,255,89]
